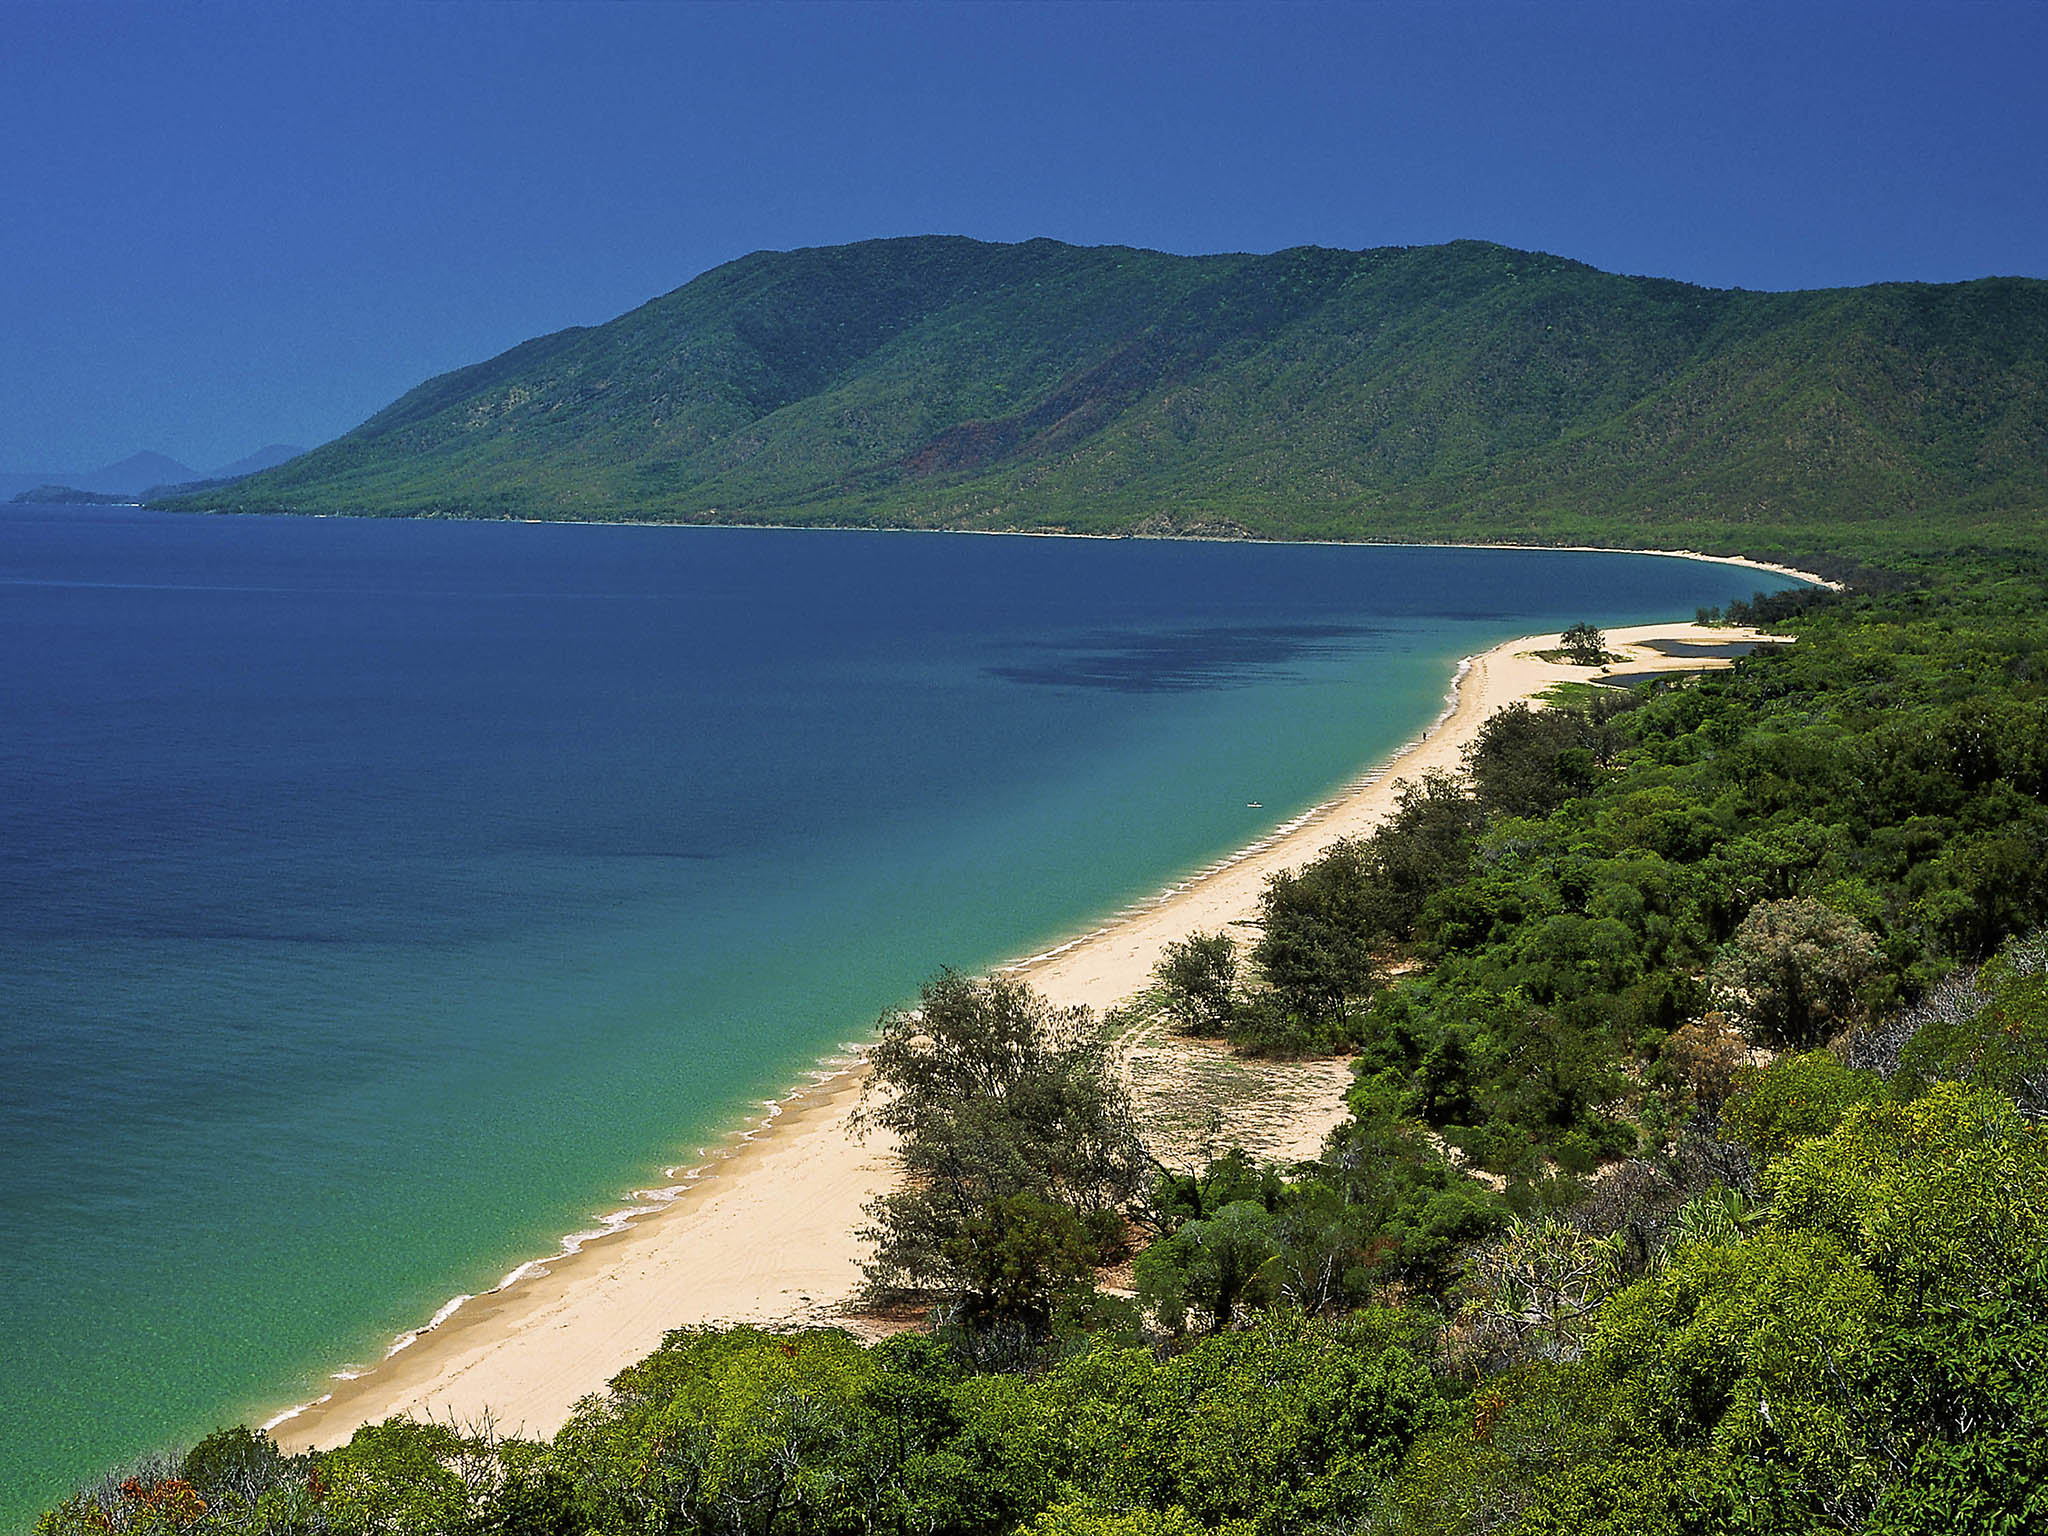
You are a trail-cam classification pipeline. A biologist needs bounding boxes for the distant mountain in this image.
[139,447,311,501]
[210,443,305,479]
[5,445,307,503]
[155,236,2048,558]
[79,451,200,496]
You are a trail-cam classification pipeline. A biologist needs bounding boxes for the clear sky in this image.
[4,0,2044,472]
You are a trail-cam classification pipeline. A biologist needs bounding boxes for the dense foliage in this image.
[169,237,2048,562]
[46,561,2048,1532]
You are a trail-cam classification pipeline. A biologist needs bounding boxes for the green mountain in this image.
[176,237,2048,560]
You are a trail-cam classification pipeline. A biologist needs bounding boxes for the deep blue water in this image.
[0,505,1792,1518]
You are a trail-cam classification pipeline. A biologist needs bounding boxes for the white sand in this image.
[268,617,1780,1451]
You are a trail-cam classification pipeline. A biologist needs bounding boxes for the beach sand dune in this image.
[270,619,1776,1450]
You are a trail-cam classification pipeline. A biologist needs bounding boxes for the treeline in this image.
[44,563,2048,1535]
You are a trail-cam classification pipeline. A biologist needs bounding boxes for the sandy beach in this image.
[268,615,1783,1451]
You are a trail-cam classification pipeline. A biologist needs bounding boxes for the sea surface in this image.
[0,505,1792,1520]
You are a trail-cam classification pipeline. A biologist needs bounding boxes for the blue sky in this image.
[4,0,2044,471]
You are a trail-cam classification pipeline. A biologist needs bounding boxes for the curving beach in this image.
[268,617,1783,1451]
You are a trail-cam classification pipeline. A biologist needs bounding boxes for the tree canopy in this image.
[855,970,1145,1342]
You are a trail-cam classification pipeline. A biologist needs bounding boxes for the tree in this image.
[1464,702,1610,820]
[1143,1146,1282,1234]
[943,1192,1103,1338]
[1899,928,2048,1115]
[1133,1200,1278,1335]
[1559,622,1608,666]
[474,1468,585,1536]
[554,1327,879,1535]
[1038,1315,1435,1535]
[1661,1012,1748,1113]
[1265,1178,1379,1315]
[316,1419,478,1536]
[855,971,1145,1334]
[1722,1050,1883,1164]
[1462,1215,1627,1369]
[1152,931,1240,1035]
[1254,838,1381,1028]
[1708,897,1882,1047]
[1248,771,1482,1050]
[1565,1083,2048,1533]
[1369,769,1486,936]
[1023,1506,1225,1536]
[178,1427,303,1512]
[1321,1101,1511,1296]
[1765,1083,2048,1300]
[1915,820,2048,958]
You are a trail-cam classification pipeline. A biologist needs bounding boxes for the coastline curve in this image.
[262,612,1787,1450]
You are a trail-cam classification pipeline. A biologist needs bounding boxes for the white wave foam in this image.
[261,1391,332,1432]
[382,1289,474,1359]
[244,924,902,1434]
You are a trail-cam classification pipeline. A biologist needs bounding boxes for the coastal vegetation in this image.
[166,237,2048,565]
[44,556,2048,1533]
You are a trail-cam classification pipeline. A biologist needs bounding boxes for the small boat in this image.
[1246,800,1263,808]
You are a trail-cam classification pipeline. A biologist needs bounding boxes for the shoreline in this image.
[264,613,1784,1452]
[540,522,1843,594]
[145,499,1843,596]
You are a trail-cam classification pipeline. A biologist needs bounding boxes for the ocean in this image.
[0,504,1791,1519]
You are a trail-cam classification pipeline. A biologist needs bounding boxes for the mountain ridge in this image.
[6,444,306,503]
[167,237,2048,559]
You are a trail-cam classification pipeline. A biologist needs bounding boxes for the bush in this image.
[1709,897,1883,1047]
[1722,1050,1884,1164]
[1153,931,1241,1034]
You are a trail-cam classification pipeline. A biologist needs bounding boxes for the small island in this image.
[9,484,133,505]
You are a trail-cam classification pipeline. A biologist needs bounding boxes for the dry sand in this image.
[268,617,1781,1451]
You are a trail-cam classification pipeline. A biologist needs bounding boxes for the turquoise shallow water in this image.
[0,508,1792,1520]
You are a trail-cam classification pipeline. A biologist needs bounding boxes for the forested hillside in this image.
[172,237,2048,560]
